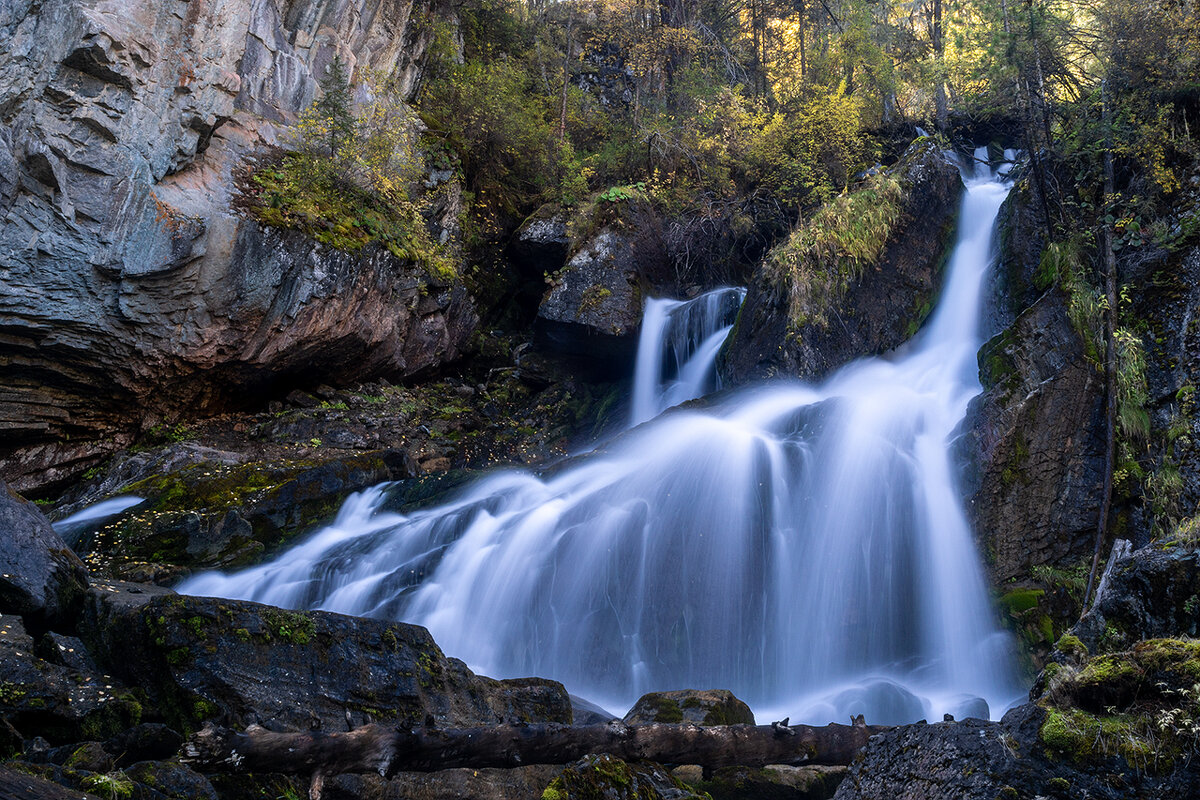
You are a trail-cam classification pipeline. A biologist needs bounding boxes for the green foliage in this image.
[82,772,135,800]
[765,174,904,329]
[243,65,457,284]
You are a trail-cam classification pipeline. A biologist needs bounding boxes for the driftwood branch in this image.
[182,718,887,778]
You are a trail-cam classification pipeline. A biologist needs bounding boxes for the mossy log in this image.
[183,718,886,778]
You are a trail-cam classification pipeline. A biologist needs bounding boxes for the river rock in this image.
[0,765,104,800]
[623,689,755,726]
[77,581,573,733]
[0,0,475,494]
[682,764,846,800]
[723,138,963,383]
[0,482,89,629]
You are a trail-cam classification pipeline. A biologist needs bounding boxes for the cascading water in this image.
[181,148,1023,724]
[630,287,746,427]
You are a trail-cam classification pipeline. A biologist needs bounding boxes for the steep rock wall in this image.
[961,179,1105,583]
[0,0,476,492]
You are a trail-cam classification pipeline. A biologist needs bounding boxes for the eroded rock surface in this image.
[0,0,476,493]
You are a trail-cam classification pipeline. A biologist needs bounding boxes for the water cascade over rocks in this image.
[182,149,1023,724]
[630,287,746,427]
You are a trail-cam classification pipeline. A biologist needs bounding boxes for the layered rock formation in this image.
[0,0,476,493]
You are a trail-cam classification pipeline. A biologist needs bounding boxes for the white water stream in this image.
[181,149,1022,724]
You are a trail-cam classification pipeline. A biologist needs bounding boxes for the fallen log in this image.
[182,717,887,778]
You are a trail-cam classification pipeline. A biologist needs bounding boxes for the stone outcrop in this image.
[77,581,574,733]
[532,197,667,378]
[722,139,963,384]
[0,0,476,493]
[0,482,89,629]
[961,289,1106,583]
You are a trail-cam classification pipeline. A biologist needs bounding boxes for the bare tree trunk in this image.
[1085,79,1118,613]
[933,0,948,130]
[559,8,573,143]
[183,719,886,779]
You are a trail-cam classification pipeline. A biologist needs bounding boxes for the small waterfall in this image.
[181,149,1022,724]
[630,287,746,427]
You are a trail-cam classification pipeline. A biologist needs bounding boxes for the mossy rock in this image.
[541,754,707,800]
[623,689,754,726]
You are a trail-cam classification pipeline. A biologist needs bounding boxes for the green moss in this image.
[262,609,316,645]
[1040,707,1101,761]
[1055,634,1089,658]
[650,696,684,724]
[541,785,565,800]
[1000,588,1045,615]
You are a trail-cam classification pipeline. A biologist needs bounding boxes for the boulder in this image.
[0,0,475,494]
[0,614,141,745]
[623,689,755,727]
[65,448,419,582]
[541,754,708,800]
[0,482,89,628]
[0,766,104,800]
[77,581,574,734]
[960,288,1106,583]
[1068,544,1200,654]
[723,138,963,383]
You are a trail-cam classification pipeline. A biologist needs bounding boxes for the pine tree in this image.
[316,54,355,159]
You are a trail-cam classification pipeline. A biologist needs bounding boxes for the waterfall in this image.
[181,149,1022,724]
[630,287,746,427]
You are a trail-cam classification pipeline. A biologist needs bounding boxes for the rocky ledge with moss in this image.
[722,138,963,384]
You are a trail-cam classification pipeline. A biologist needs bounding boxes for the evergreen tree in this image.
[317,54,356,159]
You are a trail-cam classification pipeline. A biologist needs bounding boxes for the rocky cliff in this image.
[0,0,476,493]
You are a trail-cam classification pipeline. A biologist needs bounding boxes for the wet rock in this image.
[68,449,419,581]
[961,288,1106,583]
[570,694,617,726]
[724,138,963,383]
[1069,544,1200,654]
[51,741,112,773]
[0,765,103,800]
[0,483,89,629]
[684,764,846,800]
[78,583,573,734]
[543,754,707,800]
[0,0,474,495]
[0,613,140,745]
[623,689,755,726]
[123,760,218,800]
[325,765,565,800]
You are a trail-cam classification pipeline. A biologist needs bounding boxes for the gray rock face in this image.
[78,582,574,733]
[0,482,89,628]
[535,226,646,374]
[0,0,475,493]
[722,139,963,384]
[960,288,1106,583]
[511,203,570,279]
